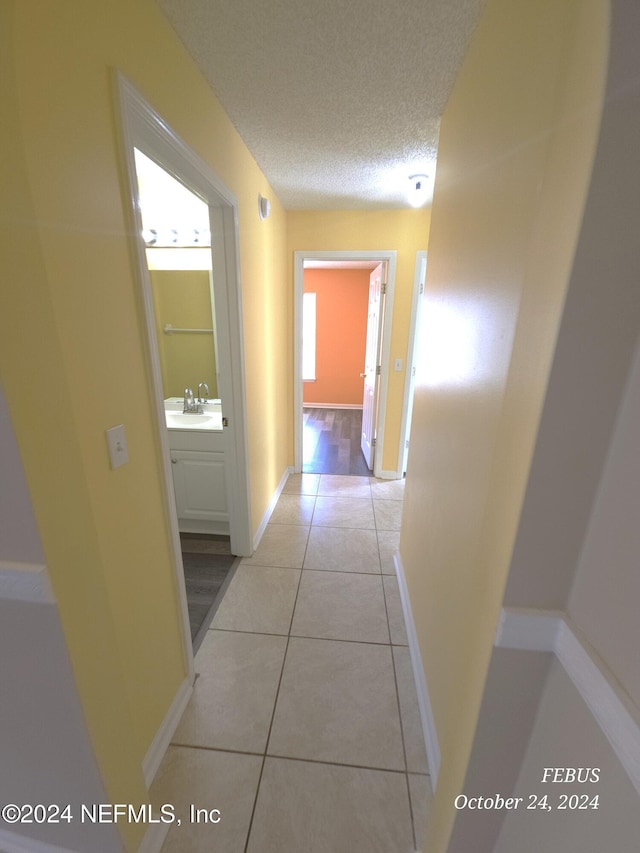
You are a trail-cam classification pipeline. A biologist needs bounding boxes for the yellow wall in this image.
[399,0,608,849]
[1,1,288,848]
[149,270,219,400]
[287,209,430,473]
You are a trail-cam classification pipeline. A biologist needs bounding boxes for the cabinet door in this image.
[170,450,228,526]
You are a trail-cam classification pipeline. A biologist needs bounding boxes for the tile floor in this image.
[151,474,432,852]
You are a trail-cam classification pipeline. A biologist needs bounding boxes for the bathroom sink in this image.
[165,411,221,431]
[163,399,185,412]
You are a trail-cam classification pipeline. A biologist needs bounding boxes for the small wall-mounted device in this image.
[106,424,129,469]
[408,174,429,208]
[258,194,271,220]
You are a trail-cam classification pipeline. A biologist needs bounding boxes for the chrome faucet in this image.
[183,387,202,414]
[197,382,209,404]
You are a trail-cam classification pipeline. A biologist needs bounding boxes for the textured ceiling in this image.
[156,0,485,209]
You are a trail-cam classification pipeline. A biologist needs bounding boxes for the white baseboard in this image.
[496,607,640,796]
[394,550,441,788]
[142,676,193,788]
[303,403,363,410]
[253,467,294,551]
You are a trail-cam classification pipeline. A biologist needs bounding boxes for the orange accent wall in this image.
[303,268,370,406]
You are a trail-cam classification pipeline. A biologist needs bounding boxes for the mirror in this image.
[134,149,219,403]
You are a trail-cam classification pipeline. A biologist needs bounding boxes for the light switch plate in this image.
[394,358,403,372]
[106,424,129,469]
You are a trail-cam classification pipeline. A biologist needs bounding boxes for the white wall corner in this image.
[496,606,640,797]
[493,607,563,652]
[253,466,294,551]
[142,676,193,788]
[393,550,441,788]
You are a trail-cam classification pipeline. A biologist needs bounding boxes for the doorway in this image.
[294,251,397,479]
[301,261,383,475]
[132,150,240,648]
[116,74,252,665]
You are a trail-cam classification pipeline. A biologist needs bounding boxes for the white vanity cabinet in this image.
[167,427,229,535]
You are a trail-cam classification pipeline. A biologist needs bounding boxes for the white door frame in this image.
[293,250,397,479]
[398,251,428,474]
[360,262,386,470]
[115,74,253,670]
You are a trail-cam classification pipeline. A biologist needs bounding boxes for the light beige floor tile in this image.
[312,496,375,529]
[173,630,287,753]
[304,526,381,573]
[383,575,409,645]
[282,473,320,495]
[370,477,406,501]
[212,565,300,635]
[151,745,262,853]
[377,530,400,574]
[318,474,372,498]
[247,757,414,853]
[241,524,309,568]
[268,637,405,770]
[393,647,429,774]
[291,571,389,644]
[374,498,403,531]
[269,493,316,525]
[409,773,433,853]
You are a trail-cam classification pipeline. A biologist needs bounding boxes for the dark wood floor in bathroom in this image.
[303,407,371,476]
[181,534,238,650]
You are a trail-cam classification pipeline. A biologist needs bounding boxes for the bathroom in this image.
[135,149,238,647]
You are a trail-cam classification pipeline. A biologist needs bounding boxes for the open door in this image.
[360,262,386,469]
[401,251,427,474]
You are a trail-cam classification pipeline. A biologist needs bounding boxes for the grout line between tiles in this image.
[262,752,409,775]
[169,742,265,759]
[288,632,392,647]
[166,742,431,778]
[242,525,308,853]
[308,492,319,528]
[272,633,397,650]
[207,626,408,647]
[208,626,290,638]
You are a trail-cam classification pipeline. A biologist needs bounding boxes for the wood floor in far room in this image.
[303,407,371,476]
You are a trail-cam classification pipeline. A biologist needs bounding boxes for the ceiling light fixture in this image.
[408,174,429,208]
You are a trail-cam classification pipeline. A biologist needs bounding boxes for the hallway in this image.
[151,473,431,852]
